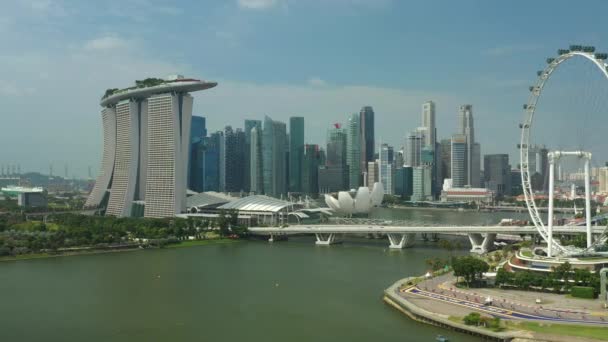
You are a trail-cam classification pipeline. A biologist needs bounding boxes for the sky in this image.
[1,0,608,178]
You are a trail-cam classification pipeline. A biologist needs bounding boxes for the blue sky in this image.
[1,0,607,177]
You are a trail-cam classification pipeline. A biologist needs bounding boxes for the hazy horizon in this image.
[2,0,608,178]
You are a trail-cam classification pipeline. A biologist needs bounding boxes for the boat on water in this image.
[436,335,449,342]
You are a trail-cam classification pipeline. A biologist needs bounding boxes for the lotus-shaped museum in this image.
[324,182,384,215]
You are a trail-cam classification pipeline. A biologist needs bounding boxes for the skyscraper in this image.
[458,105,474,144]
[346,112,361,189]
[405,129,424,167]
[457,104,480,187]
[379,143,394,195]
[244,119,262,192]
[302,144,320,196]
[472,142,481,188]
[421,101,436,149]
[262,116,287,197]
[484,154,511,197]
[319,124,348,192]
[359,106,375,173]
[189,139,205,192]
[394,150,404,169]
[86,77,217,218]
[289,117,305,193]
[394,166,413,199]
[411,166,432,201]
[367,160,378,189]
[224,126,246,192]
[188,115,206,192]
[451,134,467,188]
[249,125,263,194]
[528,145,549,191]
[203,131,223,192]
[191,116,207,140]
[439,139,451,185]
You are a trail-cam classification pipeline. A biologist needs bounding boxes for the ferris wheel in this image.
[520,45,608,256]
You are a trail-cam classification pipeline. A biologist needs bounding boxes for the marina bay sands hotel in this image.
[85,76,217,218]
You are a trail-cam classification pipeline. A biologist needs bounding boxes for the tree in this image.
[495,268,512,287]
[217,210,230,237]
[553,261,573,289]
[425,257,447,272]
[439,239,455,256]
[452,256,489,287]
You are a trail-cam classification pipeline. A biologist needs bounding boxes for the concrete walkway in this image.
[407,273,608,325]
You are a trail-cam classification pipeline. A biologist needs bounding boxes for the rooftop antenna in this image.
[88,166,92,179]
[64,163,68,179]
[49,163,53,177]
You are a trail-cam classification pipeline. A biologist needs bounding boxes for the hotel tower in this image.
[85,76,217,218]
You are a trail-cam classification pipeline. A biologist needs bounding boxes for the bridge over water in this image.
[248,218,607,254]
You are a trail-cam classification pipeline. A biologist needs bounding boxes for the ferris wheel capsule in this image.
[583,46,595,53]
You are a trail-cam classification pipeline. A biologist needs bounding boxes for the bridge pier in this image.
[600,268,607,304]
[387,233,416,249]
[468,233,496,254]
[315,233,338,245]
[268,234,287,242]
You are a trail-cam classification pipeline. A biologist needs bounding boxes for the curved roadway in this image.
[402,273,608,325]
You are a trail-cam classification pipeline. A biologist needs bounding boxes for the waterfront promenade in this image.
[405,273,608,325]
[386,273,608,341]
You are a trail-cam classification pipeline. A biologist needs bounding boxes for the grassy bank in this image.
[0,238,242,262]
[166,238,240,248]
[448,314,608,341]
[0,248,141,262]
[506,321,608,341]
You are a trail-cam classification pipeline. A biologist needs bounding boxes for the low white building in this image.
[440,187,494,204]
[324,182,384,215]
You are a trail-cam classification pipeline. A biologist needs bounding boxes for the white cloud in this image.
[27,0,52,12]
[238,0,280,10]
[84,36,129,51]
[22,0,67,17]
[307,77,326,86]
[0,38,188,177]
[482,44,539,57]
[0,82,35,96]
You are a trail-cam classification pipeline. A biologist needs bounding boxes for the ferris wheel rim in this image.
[520,48,608,255]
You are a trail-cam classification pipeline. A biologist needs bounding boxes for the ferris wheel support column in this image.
[548,157,555,257]
[584,157,592,248]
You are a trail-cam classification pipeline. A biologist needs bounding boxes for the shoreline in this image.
[383,277,523,341]
[384,276,608,342]
[0,238,241,262]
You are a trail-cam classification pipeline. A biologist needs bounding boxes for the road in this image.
[401,273,608,325]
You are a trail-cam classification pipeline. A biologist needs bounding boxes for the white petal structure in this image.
[354,187,370,213]
[324,194,341,211]
[370,182,384,206]
[338,191,355,213]
[324,182,384,215]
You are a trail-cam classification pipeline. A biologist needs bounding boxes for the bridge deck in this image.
[249,225,605,235]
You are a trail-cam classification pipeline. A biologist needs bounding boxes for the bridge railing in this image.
[324,217,489,227]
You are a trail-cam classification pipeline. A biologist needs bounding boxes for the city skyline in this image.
[3,1,608,177]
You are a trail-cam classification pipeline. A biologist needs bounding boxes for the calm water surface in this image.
[0,208,520,341]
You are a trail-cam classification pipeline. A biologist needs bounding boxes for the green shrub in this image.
[463,312,481,325]
[570,286,596,299]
